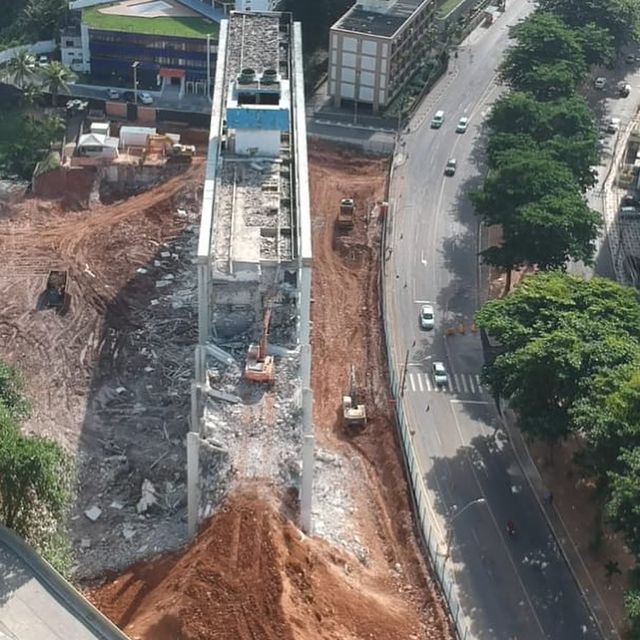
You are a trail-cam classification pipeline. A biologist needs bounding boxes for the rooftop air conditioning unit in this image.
[237,67,256,84]
[261,68,278,85]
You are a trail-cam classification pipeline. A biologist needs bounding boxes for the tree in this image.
[0,361,30,419]
[477,273,640,443]
[471,149,599,282]
[571,363,640,476]
[574,22,615,66]
[538,0,640,49]
[607,447,640,555]
[4,50,35,89]
[0,422,71,540]
[22,0,67,40]
[487,93,599,189]
[625,587,640,637]
[500,13,588,99]
[40,61,76,107]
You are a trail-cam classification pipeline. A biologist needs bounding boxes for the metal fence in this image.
[379,201,473,640]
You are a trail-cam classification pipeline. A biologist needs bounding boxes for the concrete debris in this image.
[203,385,242,404]
[80,538,92,549]
[84,506,102,522]
[137,479,158,514]
[204,342,236,366]
[110,500,124,510]
[136,267,148,274]
[175,208,188,218]
[122,525,136,541]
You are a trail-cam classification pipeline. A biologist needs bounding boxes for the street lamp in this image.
[444,498,486,563]
[132,60,140,104]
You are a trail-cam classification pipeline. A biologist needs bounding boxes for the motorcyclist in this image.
[506,520,515,536]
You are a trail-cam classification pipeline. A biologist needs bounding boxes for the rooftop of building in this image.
[333,0,429,38]
[82,0,219,39]
[209,12,295,273]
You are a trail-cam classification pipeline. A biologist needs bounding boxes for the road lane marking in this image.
[452,374,461,392]
[467,375,476,393]
[475,374,483,391]
[460,375,469,394]
[409,373,416,392]
[414,299,431,304]
[424,374,432,391]
[417,373,424,392]
[450,399,491,405]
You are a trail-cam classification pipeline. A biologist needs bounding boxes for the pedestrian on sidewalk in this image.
[425,403,430,413]
[544,491,554,506]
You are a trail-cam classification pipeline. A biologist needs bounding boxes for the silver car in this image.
[419,304,435,330]
[432,361,448,387]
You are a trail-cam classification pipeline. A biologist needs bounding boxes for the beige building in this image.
[329,0,437,113]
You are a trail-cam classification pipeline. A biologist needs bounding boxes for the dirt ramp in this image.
[89,492,424,640]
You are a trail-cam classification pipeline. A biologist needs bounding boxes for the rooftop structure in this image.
[190,10,313,536]
[334,0,426,37]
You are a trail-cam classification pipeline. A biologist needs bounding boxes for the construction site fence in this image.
[379,207,472,640]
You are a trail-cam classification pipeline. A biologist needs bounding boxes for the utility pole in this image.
[444,498,486,562]
[400,340,415,397]
[132,60,139,105]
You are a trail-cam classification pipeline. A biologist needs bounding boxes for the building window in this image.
[65,40,75,47]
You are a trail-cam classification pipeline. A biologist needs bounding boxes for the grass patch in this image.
[82,6,218,39]
[436,0,466,18]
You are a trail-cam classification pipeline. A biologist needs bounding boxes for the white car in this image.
[432,362,448,387]
[607,117,621,133]
[419,304,435,330]
[138,92,153,105]
[594,77,607,90]
[456,116,469,133]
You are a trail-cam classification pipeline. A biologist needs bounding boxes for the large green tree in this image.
[477,273,640,443]
[538,0,640,49]
[607,447,640,556]
[471,149,599,284]
[4,51,36,90]
[500,13,588,99]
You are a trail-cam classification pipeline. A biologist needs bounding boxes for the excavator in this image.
[336,198,355,231]
[342,365,366,428]
[244,309,275,383]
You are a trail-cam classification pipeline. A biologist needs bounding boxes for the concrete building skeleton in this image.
[189,10,313,534]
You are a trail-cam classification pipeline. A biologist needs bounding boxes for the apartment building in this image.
[329,0,437,113]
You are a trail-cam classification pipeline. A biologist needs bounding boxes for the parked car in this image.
[594,77,607,90]
[456,116,469,133]
[444,158,457,176]
[432,362,448,387]
[37,55,48,66]
[138,92,153,105]
[626,54,636,64]
[607,117,621,133]
[622,194,640,208]
[431,110,444,129]
[618,82,631,97]
[419,304,435,330]
[106,88,122,100]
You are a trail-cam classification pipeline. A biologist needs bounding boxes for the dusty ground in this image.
[89,141,454,639]
[0,161,204,576]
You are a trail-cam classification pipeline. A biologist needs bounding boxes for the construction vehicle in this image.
[245,309,275,383]
[342,365,366,428]
[336,198,355,231]
[42,270,70,313]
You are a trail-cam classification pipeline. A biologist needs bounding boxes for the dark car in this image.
[122,91,135,102]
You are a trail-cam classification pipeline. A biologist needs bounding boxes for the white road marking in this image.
[417,373,424,392]
[467,375,476,393]
[450,399,491,405]
[420,250,427,266]
[424,374,432,392]
[409,373,416,392]
[475,374,483,391]
[460,375,469,394]
[452,374,461,392]
[414,299,431,304]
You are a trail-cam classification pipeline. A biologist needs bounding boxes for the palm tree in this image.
[21,84,44,111]
[40,61,76,107]
[5,50,36,89]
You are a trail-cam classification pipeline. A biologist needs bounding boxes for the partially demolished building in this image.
[189,11,313,532]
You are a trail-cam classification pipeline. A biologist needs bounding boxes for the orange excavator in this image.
[245,309,275,383]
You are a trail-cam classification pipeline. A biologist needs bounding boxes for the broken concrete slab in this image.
[84,506,102,522]
[137,479,158,514]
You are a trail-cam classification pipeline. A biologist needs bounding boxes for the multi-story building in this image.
[328,0,438,113]
[64,0,222,95]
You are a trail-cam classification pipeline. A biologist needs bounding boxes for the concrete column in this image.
[299,266,312,346]
[197,263,210,346]
[190,382,200,434]
[300,344,311,401]
[300,388,314,533]
[187,431,200,538]
[195,344,207,385]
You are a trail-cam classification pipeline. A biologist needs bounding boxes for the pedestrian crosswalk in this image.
[406,371,486,395]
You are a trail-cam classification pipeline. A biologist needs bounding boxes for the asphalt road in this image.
[385,1,604,638]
